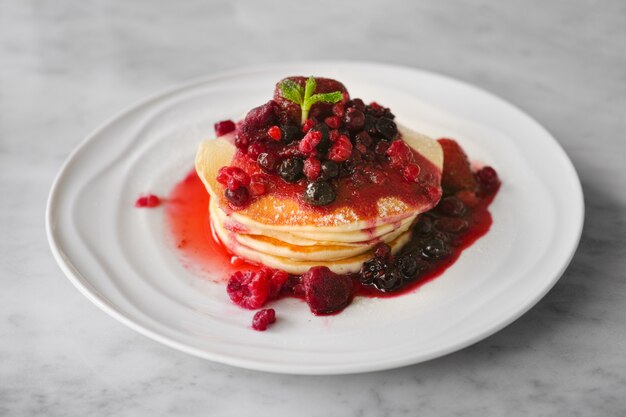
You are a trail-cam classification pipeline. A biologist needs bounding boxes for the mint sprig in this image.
[279,76,344,125]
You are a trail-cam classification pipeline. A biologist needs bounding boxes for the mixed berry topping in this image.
[220,139,500,318]
[214,76,436,210]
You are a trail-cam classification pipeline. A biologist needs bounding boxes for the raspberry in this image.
[298,130,323,154]
[386,140,414,168]
[267,125,282,141]
[249,174,268,196]
[324,115,341,129]
[328,135,352,162]
[216,166,250,191]
[303,156,322,180]
[302,266,353,315]
[226,270,270,309]
[329,129,341,142]
[268,269,289,299]
[252,308,276,331]
[302,118,316,133]
[214,120,236,137]
[135,194,161,208]
[332,103,345,118]
[438,139,478,193]
[403,163,421,182]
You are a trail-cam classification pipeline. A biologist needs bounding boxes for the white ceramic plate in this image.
[46,62,583,375]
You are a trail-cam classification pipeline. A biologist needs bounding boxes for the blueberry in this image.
[420,237,450,260]
[304,181,336,206]
[225,187,249,206]
[359,257,386,284]
[348,98,366,112]
[437,196,466,217]
[320,160,339,180]
[278,157,304,183]
[375,117,397,140]
[396,254,418,279]
[414,216,434,235]
[364,115,378,136]
[280,124,300,143]
[339,159,356,177]
[375,269,402,291]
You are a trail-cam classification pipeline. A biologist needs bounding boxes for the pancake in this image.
[195,124,443,233]
[211,203,414,275]
[210,200,414,262]
[195,123,442,274]
[213,200,418,245]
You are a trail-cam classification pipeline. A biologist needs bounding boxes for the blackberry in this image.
[303,181,336,206]
[278,157,304,183]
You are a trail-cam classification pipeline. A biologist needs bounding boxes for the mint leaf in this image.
[280,79,304,105]
[279,76,344,125]
[304,76,316,103]
[308,92,344,106]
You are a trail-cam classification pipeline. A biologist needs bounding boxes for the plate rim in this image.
[46,61,585,374]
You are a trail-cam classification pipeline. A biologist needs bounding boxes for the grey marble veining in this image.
[1,0,626,416]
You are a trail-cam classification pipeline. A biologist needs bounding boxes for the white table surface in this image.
[2,1,625,415]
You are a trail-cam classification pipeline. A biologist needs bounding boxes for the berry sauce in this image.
[164,159,499,303]
[164,171,259,279]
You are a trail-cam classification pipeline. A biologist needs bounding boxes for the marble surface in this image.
[1,0,626,415]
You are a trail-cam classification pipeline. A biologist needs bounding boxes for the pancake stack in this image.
[195,125,443,275]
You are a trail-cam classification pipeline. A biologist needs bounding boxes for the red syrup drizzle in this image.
[165,168,499,300]
[164,171,259,280]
